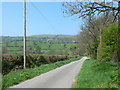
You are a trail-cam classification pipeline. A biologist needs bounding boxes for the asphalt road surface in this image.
[9,57,89,88]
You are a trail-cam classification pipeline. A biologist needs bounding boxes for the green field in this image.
[2,35,78,55]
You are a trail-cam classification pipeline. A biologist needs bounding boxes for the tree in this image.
[97,24,118,62]
[62,1,118,20]
[62,1,119,62]
[77,15,116,59]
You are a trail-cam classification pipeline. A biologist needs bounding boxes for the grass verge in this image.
[72,60,119,88]
[3,56,82,89]
[0,73,2,90]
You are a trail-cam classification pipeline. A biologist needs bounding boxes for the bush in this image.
[2,54,74,75]
[97,24,118,62]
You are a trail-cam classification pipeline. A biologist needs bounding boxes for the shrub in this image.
[2,54,72,75]
[97,24,118,62]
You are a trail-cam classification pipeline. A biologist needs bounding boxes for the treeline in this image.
[62,1,119,87]
[77,14,118,62]
[2,54,77,75]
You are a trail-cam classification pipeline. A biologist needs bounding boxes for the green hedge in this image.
[97,24,118,62]
[2,54,74,75]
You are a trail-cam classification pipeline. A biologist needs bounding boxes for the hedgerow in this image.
[2,54,76,75]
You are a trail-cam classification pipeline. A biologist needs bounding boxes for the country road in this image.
[8,57,89,88]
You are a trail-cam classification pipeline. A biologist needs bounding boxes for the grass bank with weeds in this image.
[73,60,119,88]
[3,57,82,89]
[0,74,2,90]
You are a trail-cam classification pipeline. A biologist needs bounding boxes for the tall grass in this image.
[73,60,119,88]
[0,73,2,90]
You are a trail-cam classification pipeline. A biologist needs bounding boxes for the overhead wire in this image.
[29,2,58,35]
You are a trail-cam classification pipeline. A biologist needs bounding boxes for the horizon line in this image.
[1,34,78,37]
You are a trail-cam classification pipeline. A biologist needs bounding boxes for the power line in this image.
[30,2,58,34]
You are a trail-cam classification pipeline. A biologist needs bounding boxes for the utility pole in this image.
[23,0,26,69]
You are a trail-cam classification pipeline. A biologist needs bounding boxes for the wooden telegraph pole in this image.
[24,0,26,69]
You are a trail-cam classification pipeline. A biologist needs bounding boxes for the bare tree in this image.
[77,14,116,59]
[62,1,118,21]
[63,1,119,61]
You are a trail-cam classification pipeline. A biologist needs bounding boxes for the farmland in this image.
[1,35,78,55]
[1,34,81,89]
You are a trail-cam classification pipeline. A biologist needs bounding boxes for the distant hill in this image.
[30,34,76,39]
[2,34,78,55]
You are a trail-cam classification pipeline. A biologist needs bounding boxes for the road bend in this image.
[9,57,88,88]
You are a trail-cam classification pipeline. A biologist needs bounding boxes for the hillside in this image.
[1,35,78,55]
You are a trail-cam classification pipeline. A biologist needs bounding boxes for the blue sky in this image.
[2,2,83,36]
